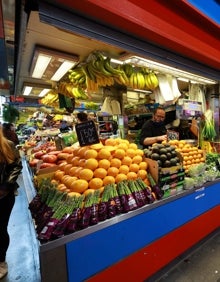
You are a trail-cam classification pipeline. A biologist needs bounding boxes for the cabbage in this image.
[188,163,206,177]
[184,177,195,190]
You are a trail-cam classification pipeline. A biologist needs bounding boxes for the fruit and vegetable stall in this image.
[21,137,220,282]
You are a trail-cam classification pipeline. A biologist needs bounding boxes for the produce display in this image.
[40,51,159,108]
[25,136,220,242]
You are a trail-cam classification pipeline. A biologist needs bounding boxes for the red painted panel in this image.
[87,205,220,281]
[53,0,220,69]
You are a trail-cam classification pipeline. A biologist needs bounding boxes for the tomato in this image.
[34,150,46,159]
[41,154,58,163]
[29,158,40,167]
[39,163,57,169]
[46,146,57,153]
[48,150,62,155]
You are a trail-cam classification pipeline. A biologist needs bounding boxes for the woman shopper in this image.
[0,126,22,279]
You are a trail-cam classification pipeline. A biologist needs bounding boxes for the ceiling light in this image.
[30,46,79,81]
[23,86,33,96]
[22,83,52,97]
[122,56,217,85]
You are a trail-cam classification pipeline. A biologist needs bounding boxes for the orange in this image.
[78,158,86,167]
[103,175,115,186]
[59,162,68,171]
[128,143,138,150]
[84,158,99,170]
[129,163,139,173]
[64,164,73,175]
[93,167,107,179]
[84,149,98,159]
[83,189,95,196]
[98,159,110,170]
[77,146,89,158]
[117,142,128,151]
[126,148,136,158]
[89,178,103,190]
[107,167,119,177]
[78,168,94,181]
[137,169,147,180]
[121,156,132,166]
[127,171,137,180]
[97,148,111,159]
[110,158,121,168]
[66,154,74,163]
[54,170,65,181]
[135,149,144,156]
[74,167,83,178]
[70,179,88,193]
[63,176,78,188]
[105,138,117,146]
[132,155,143,164]
[113,149,126,159]
[119,139,129,145]
[119,164,129,175]
[115,173,127,183]
[139,161,148,170]
[71,156,80,166]
[69,166,79,176]
[90,143,104,150]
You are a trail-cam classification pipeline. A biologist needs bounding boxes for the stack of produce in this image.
[29,176,157,242]
[34,138,151,194]
[144,142,185,195]
[167,139,205,174]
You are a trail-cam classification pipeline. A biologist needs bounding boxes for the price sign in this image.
[75,120,100,147]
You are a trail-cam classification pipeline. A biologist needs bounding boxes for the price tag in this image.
[75,120,100,147]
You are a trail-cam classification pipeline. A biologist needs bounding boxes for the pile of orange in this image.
[164,139,205,173]
[52,138,150,195]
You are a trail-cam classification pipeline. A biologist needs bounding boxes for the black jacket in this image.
[139,119,167,148]
[0,142,22,193]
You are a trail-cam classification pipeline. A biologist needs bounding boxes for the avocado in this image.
[159,148,167,155]
[164,160,171,167]
[151,153,160,160]
[166,152,172,160]
[152,145,160,154]
[160,154,167,162]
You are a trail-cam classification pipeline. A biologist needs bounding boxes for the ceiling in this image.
[0,1,218,102]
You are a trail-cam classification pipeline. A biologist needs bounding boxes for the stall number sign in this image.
[75,120,100,146]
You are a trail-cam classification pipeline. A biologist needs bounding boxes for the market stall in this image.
[8,1,220,281]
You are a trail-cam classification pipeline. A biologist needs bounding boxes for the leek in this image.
[202,109,216,141]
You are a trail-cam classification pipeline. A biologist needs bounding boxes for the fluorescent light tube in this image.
[39,89,50,97]
[32,54,52,79]
[23,86,32,96]
[51,61,76,81]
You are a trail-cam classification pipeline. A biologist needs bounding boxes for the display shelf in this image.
[22,158,220,282]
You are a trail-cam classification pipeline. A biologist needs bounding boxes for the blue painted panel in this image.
[187,0,220,24]
[66,183,220,281]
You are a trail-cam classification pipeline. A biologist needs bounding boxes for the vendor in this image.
[139,107,167,148]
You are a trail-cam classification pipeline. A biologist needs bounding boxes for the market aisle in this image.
[152,229,220,282]
[2,174,41,282]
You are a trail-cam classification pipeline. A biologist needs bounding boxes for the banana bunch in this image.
[41,91,59,108]
[145,72,159,90]
[58,82,88,99]
[68,67,86,88]
[128,72,146,90]
[120,63,134,78]
[72,87,88,99]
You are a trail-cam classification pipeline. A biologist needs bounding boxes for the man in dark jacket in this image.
[139,107,167,148]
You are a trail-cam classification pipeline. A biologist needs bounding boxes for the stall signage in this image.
[75,120,99,146]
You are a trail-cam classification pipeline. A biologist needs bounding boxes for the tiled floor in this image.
[2,173,220,282]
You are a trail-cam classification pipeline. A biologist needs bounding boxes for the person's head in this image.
[77,112,88,123]
[0,126,16,163]
[152,107,166,124]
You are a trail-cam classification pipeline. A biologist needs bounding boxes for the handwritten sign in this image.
[75,120,100,147]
